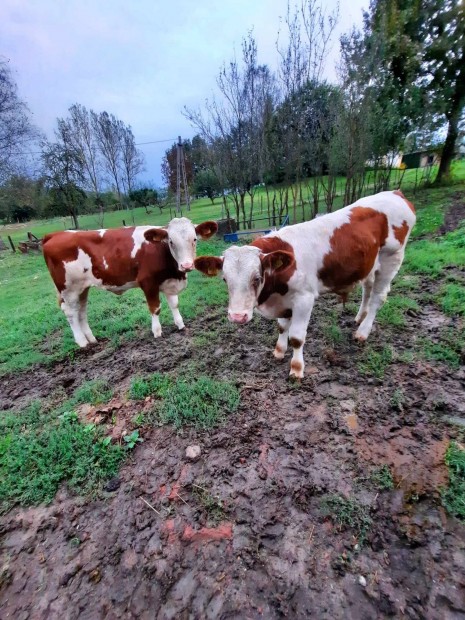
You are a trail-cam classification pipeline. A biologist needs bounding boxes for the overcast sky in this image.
[1,0,367,186]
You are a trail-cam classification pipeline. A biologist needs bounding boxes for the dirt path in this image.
[1,258,465,617]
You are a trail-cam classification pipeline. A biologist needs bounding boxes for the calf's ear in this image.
[195,221,218,239]
[194,255,224,276]
[144,228,168,243]
[261,250,295,274]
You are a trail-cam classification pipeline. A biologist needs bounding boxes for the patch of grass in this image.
[358,345,393,379]
[0,401,124,513]
[442,442,465,520]
[370,465,394,491]
[392,274,421,293]
[439,283,465,317]
[409,197,445,238]
[323,323,345,345]
[72,379,113,405]
[159,375,240,430]
[321,494,372,545]
[378,295,420,327]
[128,373,171,400]
[420,328,465,369]
[404,223,465,277]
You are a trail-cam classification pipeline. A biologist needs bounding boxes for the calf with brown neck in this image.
[195,190,416,379]
[43,217,218,347]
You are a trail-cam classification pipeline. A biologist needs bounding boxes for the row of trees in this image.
[161,0,464,228]
[41,105,145,228]
[2,1,464,228]
[1,57,150,227]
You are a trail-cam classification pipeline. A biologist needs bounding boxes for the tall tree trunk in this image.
[435,99,463,185]
[239,192,246,229]
[71,211,79,230]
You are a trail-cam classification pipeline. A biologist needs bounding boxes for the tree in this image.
[185,32,277,228]
[91,111,125,202]
[0,174,45,223]
[361,0,465,184]
[0,59,40,182]
[192,169,222,204]
[422,0,465,183]
[120,125,145,196]
[41,120,86,229]
[129,187,159,213]
[65,104,104,212]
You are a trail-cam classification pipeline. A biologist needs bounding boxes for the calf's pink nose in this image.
[180,262,193,271]
[229,311,249,324]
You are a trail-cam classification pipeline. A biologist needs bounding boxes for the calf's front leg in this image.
[165,294,185,331]
[274,318,290,359]
[287,294,315,380]
[139,281,162,338]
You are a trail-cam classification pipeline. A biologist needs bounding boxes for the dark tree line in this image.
[162,0,465,228]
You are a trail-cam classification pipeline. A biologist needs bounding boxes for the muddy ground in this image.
[1,244,465,619]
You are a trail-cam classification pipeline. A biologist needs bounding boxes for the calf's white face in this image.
[144,218,217,272]
[195,245,294,324]
[223,246,263,323]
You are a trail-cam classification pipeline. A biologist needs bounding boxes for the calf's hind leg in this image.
[274,318,290,359]
[78,288,97,344]
[61,290,89,348]
[355,250,404,341]
[355,271,375,325]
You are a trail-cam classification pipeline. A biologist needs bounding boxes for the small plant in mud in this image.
[131,412,145,427]
[442,441,465,520]
[72,380,113,406]
[370,465,394,491]
[358,345,393,379]
[123,430,144,450]
[321,494,372,546]
[191,483,225,525]
[390,388,405,411]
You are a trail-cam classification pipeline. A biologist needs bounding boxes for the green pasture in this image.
[2,161,465,245]
[1,169,465,517]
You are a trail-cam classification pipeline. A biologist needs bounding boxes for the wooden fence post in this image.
[8,236,15,252]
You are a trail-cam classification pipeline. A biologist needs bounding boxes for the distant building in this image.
[401,149,441,169]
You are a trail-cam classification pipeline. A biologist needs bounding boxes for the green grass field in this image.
[1,166,465,517]
[2,160,465,245]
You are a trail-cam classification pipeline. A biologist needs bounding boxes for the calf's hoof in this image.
[152,330,162,339]
[289,360,304,380]
[176,323,186,331]
[354,331,367,343]
[273,347,286,360]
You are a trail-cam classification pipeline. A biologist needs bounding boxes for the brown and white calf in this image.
[195,190,415,379]
[43,218,218,347]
